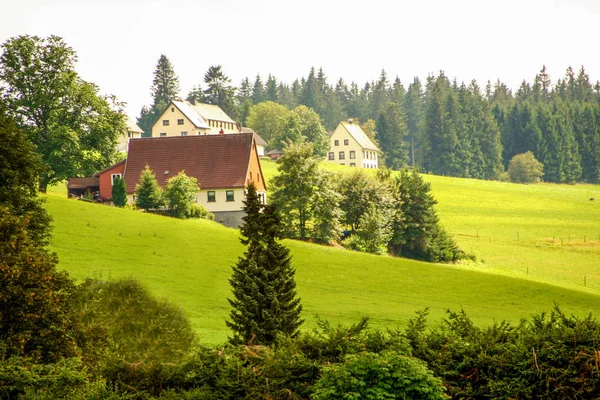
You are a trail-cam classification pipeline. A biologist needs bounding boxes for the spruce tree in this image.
[134,165,163,210]
[111,176,127,207]
[227,183,303,345]
[151,54,180,105]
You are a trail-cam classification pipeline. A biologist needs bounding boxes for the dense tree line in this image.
[145,56,600,182]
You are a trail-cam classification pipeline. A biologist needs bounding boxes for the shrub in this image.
[312,351,447,400]
[508,151,544,183]
[163,171,200,218]
[187,202,214,220]
[111,176,127,207]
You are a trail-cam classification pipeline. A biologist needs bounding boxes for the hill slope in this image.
[46,193,600,344]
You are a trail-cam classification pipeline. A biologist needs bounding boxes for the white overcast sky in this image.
[1,0,599,119]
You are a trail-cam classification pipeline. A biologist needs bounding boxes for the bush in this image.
[312,351,447,400]
[187,202,214,220]
[163,171,200,219]
[508,151,544,183]
[111,176,127,207]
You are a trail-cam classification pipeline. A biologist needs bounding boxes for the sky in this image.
[1,0,600,119]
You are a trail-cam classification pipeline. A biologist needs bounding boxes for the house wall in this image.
[326,124,379,169]
[151,105,239,137]
[98,163,126,200]
[247,144,267,191]
[117,130,142,153]
[152,105,209,137]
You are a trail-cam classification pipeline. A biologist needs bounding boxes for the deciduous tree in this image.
[0,35,126,192]
[163,170,199,218]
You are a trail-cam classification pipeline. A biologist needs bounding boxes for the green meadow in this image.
[45,163,600,343]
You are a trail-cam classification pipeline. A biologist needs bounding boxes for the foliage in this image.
[312,351,447,400]
[508,151,545,183]
[0,35,126,192]
[344,204,393,255]
[227,183,303,345]
[271,105,330,157]
[71,278,196,394]
[308,170,343,244]
[337,169,395,232]
[111,175,127,207]
[376,102,410,169]
[163,170,200,218]
[151,54,180,106]
[270,142,341,241]
[0,209,76,362]
[134,165,164,210]
[406,306,600,399]
[0,356,117,399]
[390,169,467,262]
[202,65,237,119]
[0,102,52,246]
[245,101,291,144]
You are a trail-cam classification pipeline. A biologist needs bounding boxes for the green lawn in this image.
[45,172,600,343]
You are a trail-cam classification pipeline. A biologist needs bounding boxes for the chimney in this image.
[348,118,353,124]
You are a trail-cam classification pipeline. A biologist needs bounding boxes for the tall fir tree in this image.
[376,102,410,170]
[111,176,127,207]
[150,54,181,106]
[252,74,265,104]
[203,65,237,119]
[227,183,303,345]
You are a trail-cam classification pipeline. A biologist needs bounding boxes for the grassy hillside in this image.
[46,187,600,344]
[262,159,600,289]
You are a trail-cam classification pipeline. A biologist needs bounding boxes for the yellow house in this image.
[151,100,239,137]
[327,120,381,168]
[117,117,143,153]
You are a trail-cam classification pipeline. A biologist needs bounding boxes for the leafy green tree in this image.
[308,170,343,244]
[111,176,127,207]
[312,350,446,400]
[150,54,180,105]
[163,170,200,218]
[0,101,51,246]
[508,151,544,183]
[0,35,126,192]
[0,209,76,362]
[376,102,410,169]
[134,165,163,210]
[271,142,340,240]
[344,205,393,255]
[227,183,303,345]
[245,101,291,144]
[272,105,330,157]
[337,169,394,232]
[202,65,236,118]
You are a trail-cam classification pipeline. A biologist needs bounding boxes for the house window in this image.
[127,132,131,138]
[350,163,356,167]
[339,151,345,160]
[207,191,216,202]
[350,150,355,159]
[344,139,349,145]
[111,173,122,186]
[160,132,167,137]
[226,190,235,202]
[162,120,169,126]
[171,107,174,112]
[177,119,184,125]
[334,140,339,146]
[328,152,334,160]
[181,131,188,136]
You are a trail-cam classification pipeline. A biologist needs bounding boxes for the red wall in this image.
[98,162,126,200]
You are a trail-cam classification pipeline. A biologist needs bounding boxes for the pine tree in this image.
[265,74,278,102]
[134,165,163,210]
[111,176,127,207]
[151,54,180,105]
[376,102,410,170]
[252,74,265,104]
[227,183,303,345]
[203,65,236,118]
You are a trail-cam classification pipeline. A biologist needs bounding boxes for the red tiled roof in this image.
[124,133,254,192]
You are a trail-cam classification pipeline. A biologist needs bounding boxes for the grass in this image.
[45,169,600,343]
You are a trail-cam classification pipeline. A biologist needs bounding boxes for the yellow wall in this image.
[151,105,209,137]
[151,105,239,137]
[326,124,379,169]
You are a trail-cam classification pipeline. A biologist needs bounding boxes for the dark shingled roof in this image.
[124,133,255,192]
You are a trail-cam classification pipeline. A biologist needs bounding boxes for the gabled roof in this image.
[123,133,256,191]
[340,121,380,152]
[93,159,126,177]
[126,117,143,133]
[172,101,210,129]
[239,128,268,147]
[192,102,236,124]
